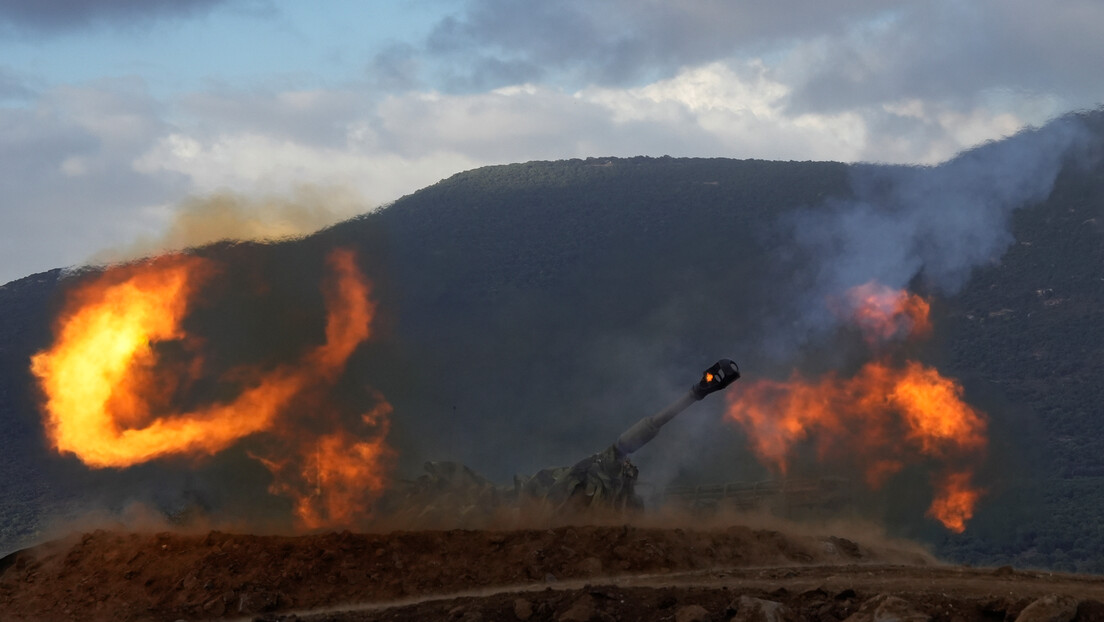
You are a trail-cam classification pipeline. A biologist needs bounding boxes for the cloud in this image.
[0,78,184,282]
[0,66,35,101]
[581,61,869,161]
[137,71,874,189]
[6,0,1104,287]
[416,0,1103,125]
[134,130,477,206]
[1,58,1055,285]
[366,43,425,93]
[0,0,237,33]
[782,0,1104,116]
[177,88,368,147]
[422,0,906,90]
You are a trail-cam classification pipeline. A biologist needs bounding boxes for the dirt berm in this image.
[3,525,1104,621]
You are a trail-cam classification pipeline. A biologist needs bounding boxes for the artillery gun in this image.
[518,359,740,511]
[381,359,741,523]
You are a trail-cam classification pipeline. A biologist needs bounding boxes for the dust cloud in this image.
[91,185,369,265]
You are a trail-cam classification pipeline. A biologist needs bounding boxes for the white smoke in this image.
[771,112,1099,355]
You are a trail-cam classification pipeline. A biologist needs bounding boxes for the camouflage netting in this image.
[534,446,641,511]
[376,446,644,527]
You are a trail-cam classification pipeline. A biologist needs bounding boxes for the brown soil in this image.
[2,525,1103,621]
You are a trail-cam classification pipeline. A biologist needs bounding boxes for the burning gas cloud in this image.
[726,282,988,532]
[30,247,390,529]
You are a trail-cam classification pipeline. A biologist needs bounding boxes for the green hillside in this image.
[932,139,1104,570]
[1,110,1102,571]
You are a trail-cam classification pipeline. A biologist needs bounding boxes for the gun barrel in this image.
[612,359,740,457]
[613,391,698,456]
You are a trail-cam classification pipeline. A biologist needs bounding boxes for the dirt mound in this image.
[5,525,1104,621]
[0,524,926,621]
[295,576,1104,622]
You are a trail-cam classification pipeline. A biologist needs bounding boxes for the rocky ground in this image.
[2,525,1103,621]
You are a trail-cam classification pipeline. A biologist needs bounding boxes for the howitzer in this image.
[524,359,741,509]
[613,359,740,456]
[379,359,742,524]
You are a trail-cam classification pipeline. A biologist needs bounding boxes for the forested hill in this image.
[1,110,1102,570]
[327,156,858,476]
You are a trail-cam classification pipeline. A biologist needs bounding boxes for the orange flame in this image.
[927,471,983,534]
[726,281,987,532]
[839,281,932,345]
[262,402,395,529]
[30,248,392,528]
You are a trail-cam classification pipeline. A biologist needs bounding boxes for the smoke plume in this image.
[92,185,366,265]
[771,113,1096,355]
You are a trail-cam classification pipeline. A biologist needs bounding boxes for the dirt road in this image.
[2,525,1102,621]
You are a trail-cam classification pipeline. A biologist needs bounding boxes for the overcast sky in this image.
[2,0,1102,285]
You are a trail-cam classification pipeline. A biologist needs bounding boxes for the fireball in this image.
[726,281,988,532]
[30,248,392,528]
